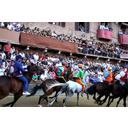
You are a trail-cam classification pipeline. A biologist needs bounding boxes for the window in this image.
[48,22,66,27]
[75,22,90,33]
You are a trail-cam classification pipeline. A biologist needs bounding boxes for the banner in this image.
[0,28,20,43]
[119,34,128,44]
[120,53,128,59]
[20,33,78,53]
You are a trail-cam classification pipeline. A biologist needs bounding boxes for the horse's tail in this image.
[27,83,44,97]
[46,83,69,92]
[87,84,96,95]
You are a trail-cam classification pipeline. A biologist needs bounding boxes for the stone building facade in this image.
[21,22,128,45]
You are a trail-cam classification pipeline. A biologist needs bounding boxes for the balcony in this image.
[97,29,113,40]
[119,34,128,45]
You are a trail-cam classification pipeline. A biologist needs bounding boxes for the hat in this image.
[16,55,22,60]
[62,62,66,66]
[78,64,83,68]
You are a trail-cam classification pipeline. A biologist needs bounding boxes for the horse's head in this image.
[28,64,43,74]
[65,66,73,81]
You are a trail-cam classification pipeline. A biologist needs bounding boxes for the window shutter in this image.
[85,22,90,33]
[48,22,53,24]
[61,22,66,27]
[75,22,79,31]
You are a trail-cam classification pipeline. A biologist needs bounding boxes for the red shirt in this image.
[4,45,11,52]
[39,55,44,60]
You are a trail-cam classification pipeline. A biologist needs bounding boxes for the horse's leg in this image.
[47,90,63,106]
[42,97,48,102]
[106,96,113,107]
[93,92,97,104]
[38,94,47,107]
[77,93,80,106]
[123,96,127,107]
[116,96,123,107]
[3,90,22,107]
[100,95,109,105]
[63,93,73,107]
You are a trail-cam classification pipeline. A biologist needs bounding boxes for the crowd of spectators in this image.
[0,22,128,58]
[0,41,127,85]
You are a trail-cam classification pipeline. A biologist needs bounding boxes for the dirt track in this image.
[0,94,127,107]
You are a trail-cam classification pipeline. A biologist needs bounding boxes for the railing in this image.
[119,34,128,44]
[97,29,113,40]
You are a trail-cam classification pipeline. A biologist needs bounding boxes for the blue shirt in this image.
[12,60,25,76]
[0,61,3,65]
[29,55,34,59]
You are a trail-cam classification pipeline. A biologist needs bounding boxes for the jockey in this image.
[103,67,113,85]
[54,61,67,83]
[115,67,128,85]
[11,55,30,95]
[73,64,87,97]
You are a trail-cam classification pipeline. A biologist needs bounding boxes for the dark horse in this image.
[87,82,109,104]
[0,64,41,107]
[96,82,124,107]
[27,66,73,107]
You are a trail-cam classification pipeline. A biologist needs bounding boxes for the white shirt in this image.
[48,61,53,66]
[19,53,25,58]
[11,55,16,61]
[7,24,13,30]
[40,74,47,81]
[16,23,21,28]
[1,22,5,27]
[33,54,39,61]
[104,27,109,30]
[10,48,15,54]
[1,52,6,60]
[100,25,105,29]
[0,68,5,76]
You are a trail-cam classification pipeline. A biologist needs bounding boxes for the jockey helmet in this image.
[62,62,66,66]
[16,55,22,60]
[78,64,83,68]
[108,67,111,71]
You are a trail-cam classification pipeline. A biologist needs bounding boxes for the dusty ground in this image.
[0,94,127,107]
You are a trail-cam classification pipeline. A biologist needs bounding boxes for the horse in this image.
[0,64,41,107]
[96,82,123,106]
[47,80,89,107]
[86,70,118,105]
[116,83,128,107]
[27,66,73,107]
[87,82,109,104]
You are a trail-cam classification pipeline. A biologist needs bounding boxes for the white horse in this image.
[47,80,89,107]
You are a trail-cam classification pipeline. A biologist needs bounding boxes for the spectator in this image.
[29,52,34,59]
[1,50,6,60]
[104,24,109,30]
[10,46,15,54]
[0,59,3,65]
[100,22,105,29]
[0,45,4,53]
[0,65,5,76]
[7,22,13,30]
[19,51,25,58]
[11,52,16,61]
[4,41,11,55]
[42,59,48,65]
[119,28,123,34]
[32,72,38,82]
[33,52,39,63]
[40,70,47,81]
[47,71,52,79]
[4,66,11,76]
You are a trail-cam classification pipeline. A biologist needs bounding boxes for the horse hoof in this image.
[55,100,58,102]
[38,104,42,107]
[63,106,66,107]
[47,103,51,107]
[77,103,80,106]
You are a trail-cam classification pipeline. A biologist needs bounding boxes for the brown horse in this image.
[0,64,41,107]
[87,82,109,104]
[96,82,124,106]
[27,66,73,107]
